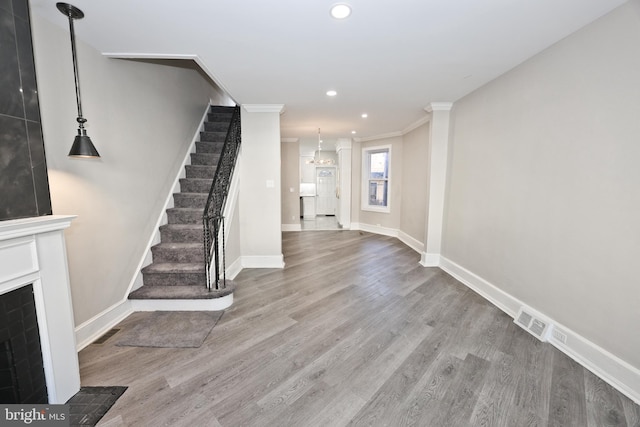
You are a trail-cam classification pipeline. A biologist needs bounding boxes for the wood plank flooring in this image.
[80,231,640,426]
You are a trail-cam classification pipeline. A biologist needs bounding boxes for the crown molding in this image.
[281,138,299,143]
[425,102,453,112]
[355,131,403,143]
[336,138,352,151]
[402,115,431,135]
[353,110,435,143]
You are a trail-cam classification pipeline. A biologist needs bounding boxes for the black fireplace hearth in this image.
[0,285,48,404]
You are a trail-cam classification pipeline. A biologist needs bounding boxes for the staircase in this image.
[128,106,236,307]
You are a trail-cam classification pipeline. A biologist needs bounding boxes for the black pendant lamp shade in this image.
[57,2,100,158]
[69,129,99,157]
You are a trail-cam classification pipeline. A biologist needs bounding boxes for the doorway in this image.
[315,167,337,215]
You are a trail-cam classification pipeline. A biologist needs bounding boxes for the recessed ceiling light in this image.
[361,113,368,118]
[351,130,357,134]
[326,90,337,97]
[330,4,352,19]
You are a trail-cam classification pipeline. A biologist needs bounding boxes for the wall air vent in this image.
[514,306,551,342]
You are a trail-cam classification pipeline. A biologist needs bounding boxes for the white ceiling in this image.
[31,0,626,152]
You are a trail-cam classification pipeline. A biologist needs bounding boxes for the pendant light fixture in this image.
[57,2,100,158]
[306,128,334,165]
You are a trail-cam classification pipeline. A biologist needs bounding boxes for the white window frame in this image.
[361,144,391,213]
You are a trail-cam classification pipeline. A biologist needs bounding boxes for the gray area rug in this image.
[115,311,223,348]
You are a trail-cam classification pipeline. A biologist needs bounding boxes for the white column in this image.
[336,138,352,229]
[239,104,285,268]
[421,102,453,267]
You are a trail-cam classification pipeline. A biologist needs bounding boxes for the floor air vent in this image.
[515,307,551,342]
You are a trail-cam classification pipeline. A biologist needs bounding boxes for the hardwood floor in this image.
[80,231,640,426]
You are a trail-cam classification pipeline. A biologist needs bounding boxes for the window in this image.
[362,145,391,212]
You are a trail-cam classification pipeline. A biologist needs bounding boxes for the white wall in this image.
[239,106,284,267]
[336,138,352,229]
[444,0,640,372]
[225,192,241,275]
[32,15,231,325]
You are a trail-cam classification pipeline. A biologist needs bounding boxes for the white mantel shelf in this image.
[0,215,76,240]
[0,214,80,403]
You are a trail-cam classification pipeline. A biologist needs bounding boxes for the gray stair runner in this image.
[129,106,236,301]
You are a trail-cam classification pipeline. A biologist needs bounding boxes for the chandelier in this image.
[306,128,335,165]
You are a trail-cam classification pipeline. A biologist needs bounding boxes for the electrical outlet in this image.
[552,328,567,344]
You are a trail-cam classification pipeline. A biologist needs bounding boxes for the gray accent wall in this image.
[0,0,51,220]
[444,1,640,369]
[280,140,300,225]
[400,122,430,243]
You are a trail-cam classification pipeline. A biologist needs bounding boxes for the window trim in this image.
[361,144,391,213]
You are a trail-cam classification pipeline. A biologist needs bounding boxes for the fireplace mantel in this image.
[0,215,80,403]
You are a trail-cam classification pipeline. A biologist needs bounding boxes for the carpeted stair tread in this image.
[208,114,233,123]
[179,178,213,194]
[159,223,202,230]
[151,243,203,262]
[200,131,227,142]
[152,242,203,250]
[166,207,201,213]
[166,207,204,224]
[128,282,235,300]
[191,153,220,166]
[180,178,213,183]
[173,193,207,208]
[185,165,215,179]
[209,106,235,112]
[195,141,224,153]
[142,262,204,274]
[203,122,229,132]
[159,224,203,243]
[208,109,233,116]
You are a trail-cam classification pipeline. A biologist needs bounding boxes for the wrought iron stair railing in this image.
[203,105,241,290]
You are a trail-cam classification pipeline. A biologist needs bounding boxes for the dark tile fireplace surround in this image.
[1,0,58,405]
[0,0,52,221]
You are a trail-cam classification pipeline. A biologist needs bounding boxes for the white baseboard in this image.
[440,256,640,405]
[76,289,235,351]
[75,300,133,351]
[550,326,640,405]
[398,231,424,254]
[420,252,441,267]
[282,223,302,232]
[130,293,233,312]
[351,223,424,256]
[226,256,243,280]
[241,255,285,269]
[352,222,398,238]
[439,257,520,317]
